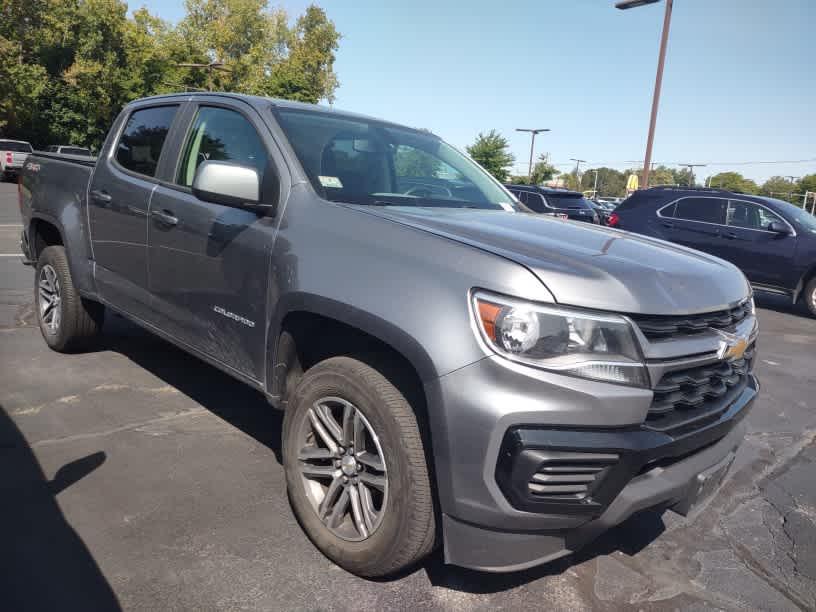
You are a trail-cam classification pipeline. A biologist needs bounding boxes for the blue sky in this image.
[136,0,815,183]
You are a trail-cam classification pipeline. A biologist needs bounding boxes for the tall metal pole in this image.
[570,158,586,190]
[516,128,550,182]
[641,0,673,190]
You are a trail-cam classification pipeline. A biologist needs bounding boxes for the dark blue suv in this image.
[612,186,816,316]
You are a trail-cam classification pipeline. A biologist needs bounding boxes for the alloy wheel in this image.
[38,264,62,333]
[296,397,388,541]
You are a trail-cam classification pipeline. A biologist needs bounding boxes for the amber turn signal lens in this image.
[477,300,502,341]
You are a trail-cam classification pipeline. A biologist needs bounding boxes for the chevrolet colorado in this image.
[19,93,759,577]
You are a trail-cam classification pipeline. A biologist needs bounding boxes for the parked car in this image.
[505,185,600,224]
[46,145,93,157]
[0,139,33,180]
[597,197,623,207]
[19,93,758,576]
[589,200,612,225]
[611,186,816,316]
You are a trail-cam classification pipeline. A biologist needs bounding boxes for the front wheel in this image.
[804,277,816,317]
[36,245,104,352]
[283,356,436,577]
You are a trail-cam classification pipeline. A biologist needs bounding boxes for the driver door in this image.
[147,100,279,380]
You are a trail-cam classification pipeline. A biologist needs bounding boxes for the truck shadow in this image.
[754,292,810,318]
[422,508,667,593]
[0,405,121,611]
[99,315,284,463]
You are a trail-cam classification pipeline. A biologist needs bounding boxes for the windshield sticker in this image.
[319,176,343,189]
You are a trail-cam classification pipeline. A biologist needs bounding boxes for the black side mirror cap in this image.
[768,220,792,235]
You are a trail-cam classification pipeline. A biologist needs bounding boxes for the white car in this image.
[1,139,34,181]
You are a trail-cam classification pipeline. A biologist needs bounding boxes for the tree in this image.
[395,147,440,177]
[707,172,758,194]
[466,130,514,182]
[579,167,626,197]
[0,1,341,149]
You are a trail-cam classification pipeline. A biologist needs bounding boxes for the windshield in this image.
[274,109,518,210]
[0,141,32,153]
[544,194,594,209]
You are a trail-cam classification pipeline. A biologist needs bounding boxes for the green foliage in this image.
[579,167,627,197]
[707,171,759,194]
[0,0,340,149]
[466,130,514,182]
[394,147,441,178]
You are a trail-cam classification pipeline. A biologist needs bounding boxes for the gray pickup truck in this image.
[19,93,759,577]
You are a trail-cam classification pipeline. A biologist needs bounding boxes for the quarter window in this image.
[177,106,268,187]
[115,105,178,177]
[670,197,727,224]
[726,200,784,231]
[524,192,547,213]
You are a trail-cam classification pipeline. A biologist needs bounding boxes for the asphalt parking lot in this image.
[1,181,814,611]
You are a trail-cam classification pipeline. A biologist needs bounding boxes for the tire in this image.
[283,356,436,577]
[804,277,816,317]
[36,245,104,352]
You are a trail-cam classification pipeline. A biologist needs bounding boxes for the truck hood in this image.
[359,207,749,315]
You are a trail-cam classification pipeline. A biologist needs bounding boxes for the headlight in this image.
[472,291,649,387]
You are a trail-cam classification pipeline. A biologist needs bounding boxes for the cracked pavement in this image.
[1,183,814,610]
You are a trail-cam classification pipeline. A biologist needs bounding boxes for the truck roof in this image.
[127,92,436,137]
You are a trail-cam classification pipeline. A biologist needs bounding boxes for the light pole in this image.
[784,176,799,202]
[678,163,706,186]
[570,158,587,190]
[516,128,550,182]
[616,0,673,190]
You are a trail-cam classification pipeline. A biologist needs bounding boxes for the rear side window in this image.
[669,197,726,224]
[176,106,268,187]
[524,192,548,213]
[1,141,33,153]
[115,105,178,177]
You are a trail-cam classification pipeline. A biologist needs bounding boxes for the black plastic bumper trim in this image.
[495,374,757,515]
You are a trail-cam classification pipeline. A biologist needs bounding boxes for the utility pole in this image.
[516,128,550,182]
[593,169,600,196]
[784,176,799,202]
[678,163,706,187]
[570,158,587,190]
[616,0,674,190]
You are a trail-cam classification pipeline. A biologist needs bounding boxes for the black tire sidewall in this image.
[283,359,425,575]
[35,247,69,350]
[805,279,816,317]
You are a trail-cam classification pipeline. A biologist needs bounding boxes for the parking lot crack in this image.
[30,408,208,448]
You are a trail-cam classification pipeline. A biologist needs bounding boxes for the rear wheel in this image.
[36,245,104,352]
[804,277,816,317]
[283,356,435,577]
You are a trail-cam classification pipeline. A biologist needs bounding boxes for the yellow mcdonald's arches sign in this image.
[626,174,639,191]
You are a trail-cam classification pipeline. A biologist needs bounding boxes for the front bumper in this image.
[427,353,757,572]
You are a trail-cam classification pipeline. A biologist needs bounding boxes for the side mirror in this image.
[768,220,792,235]
[192,160,260,208]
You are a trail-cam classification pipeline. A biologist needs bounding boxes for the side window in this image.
[673,197,726,225]
[525,192,547,213]
[115,105,178,177]
[726,200,783,231]
[177,106,268,187]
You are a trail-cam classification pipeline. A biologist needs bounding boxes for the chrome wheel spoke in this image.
[327,488,350,528]
[348,484,369,539]
[358,482,378,532]
[300,463,336,479]
[307,408,339,455]
[356,451,384,472]
[353,412,365,451]
[341,402,354,446]
[298,447,334,461]
[314,402,344,444]
[359,471,386,491]
[318,476,344,520]
[38,265,61,332]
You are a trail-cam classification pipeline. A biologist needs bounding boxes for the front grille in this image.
[632,300,751,340]
[527,451,618,500]
[646,344,755,436]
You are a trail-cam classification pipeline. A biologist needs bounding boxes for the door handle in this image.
[90,189,112,203]
[660,221,674,229]
[151,209,178,227]
[724,231,738,240]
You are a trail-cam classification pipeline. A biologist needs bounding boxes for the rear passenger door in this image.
[146,99,283,381]
[659,196,728,258]
[88,103,182,322]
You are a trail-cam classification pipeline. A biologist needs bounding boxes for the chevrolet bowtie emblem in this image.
[714,329,749,361]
